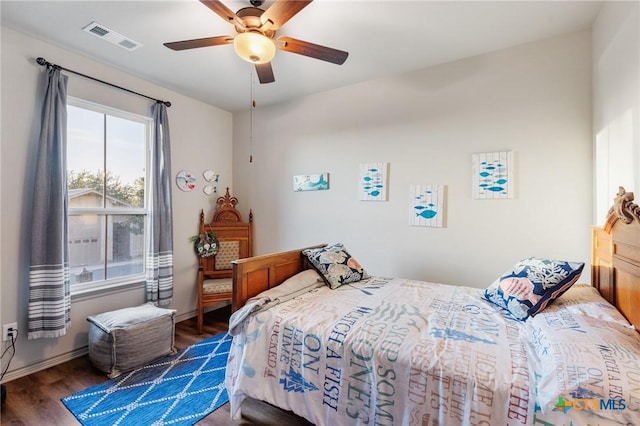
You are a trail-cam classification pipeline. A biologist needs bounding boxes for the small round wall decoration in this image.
[203,184,216,195]
[203,170,219,182]
[176,170,196,192]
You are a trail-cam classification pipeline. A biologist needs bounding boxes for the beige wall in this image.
[0,28,233,380]
[233,30,594,288]
[593,0,640,224]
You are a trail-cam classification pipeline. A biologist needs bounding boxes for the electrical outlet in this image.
[3,323,18,341]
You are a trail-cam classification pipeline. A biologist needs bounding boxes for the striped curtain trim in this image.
[145,252,173,306]
[28,264,71,339]
[28,266,69,281]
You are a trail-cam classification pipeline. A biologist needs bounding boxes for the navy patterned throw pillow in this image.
[483,257,584,320]
[302,243,369,289]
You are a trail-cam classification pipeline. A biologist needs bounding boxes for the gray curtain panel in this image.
[28,66,71,339]
[146,102,174,306]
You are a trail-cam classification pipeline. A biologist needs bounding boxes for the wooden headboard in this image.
[592,186,640,330]
[231,244,325,311]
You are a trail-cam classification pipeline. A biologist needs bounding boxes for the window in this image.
[67,98,151,292]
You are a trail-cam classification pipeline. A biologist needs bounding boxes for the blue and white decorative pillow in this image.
[302,243,369,289]
[483,257,585,320]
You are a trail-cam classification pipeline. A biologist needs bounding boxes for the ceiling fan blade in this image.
[260,0,312,31]
[164,36,233,51]
[200,0,245,27]
[255,62,275,84]
[277,36,348,65]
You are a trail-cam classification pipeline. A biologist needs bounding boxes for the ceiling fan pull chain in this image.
[249,68,256,163]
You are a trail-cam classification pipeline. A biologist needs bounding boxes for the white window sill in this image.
[70,274,145,301]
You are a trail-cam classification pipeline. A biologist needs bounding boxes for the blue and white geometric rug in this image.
[62,332,232,426]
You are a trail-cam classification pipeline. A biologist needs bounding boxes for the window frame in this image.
[66,97,153,296]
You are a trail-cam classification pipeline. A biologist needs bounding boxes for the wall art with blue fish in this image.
[410,184,445,227]
[359,162,389,201]
[293,173,329,192]
[472,151,514,199]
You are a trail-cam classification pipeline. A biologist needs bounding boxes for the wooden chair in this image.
[196,188,253,334]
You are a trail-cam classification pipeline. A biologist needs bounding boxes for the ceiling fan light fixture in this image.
[234,32,275,64]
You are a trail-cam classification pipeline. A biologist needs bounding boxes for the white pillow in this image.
[540,283,633,328]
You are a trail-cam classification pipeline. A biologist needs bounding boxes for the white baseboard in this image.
[175,309,197,323]
[1,345,89,383]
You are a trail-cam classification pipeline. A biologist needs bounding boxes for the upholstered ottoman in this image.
[87,302,176,378]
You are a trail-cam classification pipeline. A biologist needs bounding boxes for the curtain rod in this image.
[36,57,171,107]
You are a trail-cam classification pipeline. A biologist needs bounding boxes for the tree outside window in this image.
[67,99,150,289]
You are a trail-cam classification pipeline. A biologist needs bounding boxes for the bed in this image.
[226,187,640,425]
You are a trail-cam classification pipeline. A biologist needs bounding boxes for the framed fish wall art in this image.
[293,173,329,192]
[410,184,445,227]
[359,162,389,201]
[472,151,514,199]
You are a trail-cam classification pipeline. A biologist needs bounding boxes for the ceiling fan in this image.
[164,0,349,84]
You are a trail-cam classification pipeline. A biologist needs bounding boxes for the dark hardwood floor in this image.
[0,306,312,425]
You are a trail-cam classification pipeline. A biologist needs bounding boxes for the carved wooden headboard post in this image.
[592,186,640,330]
[606,186,640,230]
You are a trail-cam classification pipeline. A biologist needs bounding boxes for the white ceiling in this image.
[1,0,603,112]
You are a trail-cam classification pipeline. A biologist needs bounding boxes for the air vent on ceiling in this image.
[82,21,142,51]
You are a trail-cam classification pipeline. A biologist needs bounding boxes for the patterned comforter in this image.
[226,277,640,425]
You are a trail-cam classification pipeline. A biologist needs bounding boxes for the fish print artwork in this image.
[293,173,329,192]
[472,151,514,199]
[410,184,445,227]
[359,162,389,201]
